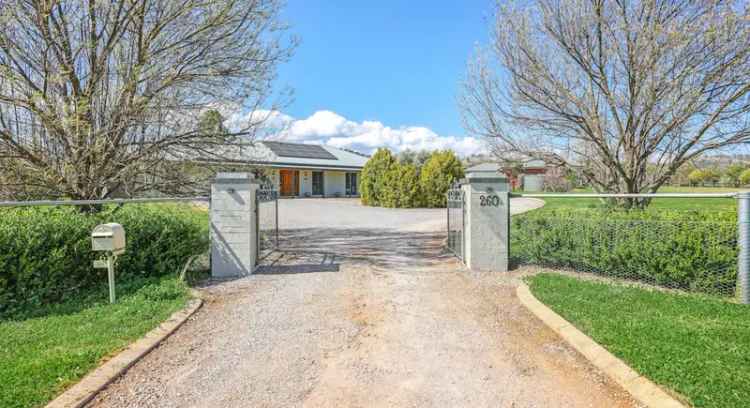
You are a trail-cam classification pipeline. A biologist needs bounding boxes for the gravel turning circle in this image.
[87,198,636,407]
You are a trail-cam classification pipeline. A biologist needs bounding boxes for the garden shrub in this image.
[511,209,738,296]
[419,150,464,208]
[360,148,463,208]
[360,148,397,206]
[0,204,208,317]
[381,163,422,208]
[740,168,750,186]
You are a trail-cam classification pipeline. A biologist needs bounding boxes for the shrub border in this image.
[45,290,203,408]
[516,282,686,408]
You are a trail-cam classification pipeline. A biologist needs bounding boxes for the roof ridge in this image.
[331,146,370,158]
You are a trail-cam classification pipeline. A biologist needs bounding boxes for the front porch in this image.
[266,168,360,198]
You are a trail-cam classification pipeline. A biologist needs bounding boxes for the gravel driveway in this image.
[88,198,636,408]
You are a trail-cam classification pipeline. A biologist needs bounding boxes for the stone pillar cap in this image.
[465,171,508,182]
[215,172,255,183]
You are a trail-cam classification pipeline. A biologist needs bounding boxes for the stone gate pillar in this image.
[461,171,510,271]
[210,172,258,278]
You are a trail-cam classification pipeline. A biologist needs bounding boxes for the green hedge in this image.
[360,148,464,208]
[511,209,738,296]
[0,204,208,317]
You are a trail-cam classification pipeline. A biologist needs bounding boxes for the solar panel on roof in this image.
[263,141,337,160]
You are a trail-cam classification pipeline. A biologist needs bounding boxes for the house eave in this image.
[195,158,363,172]
[261,162,363,172]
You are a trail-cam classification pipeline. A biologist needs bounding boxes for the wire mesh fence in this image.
[510,206,739,297]
[256,187,279,261]
[446,187,465,260]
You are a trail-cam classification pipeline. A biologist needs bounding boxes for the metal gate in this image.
[446,185,465,260]
[256,185,279,261]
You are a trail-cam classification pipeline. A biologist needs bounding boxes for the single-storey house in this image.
[466,160,547,192]
[202,141,369,197]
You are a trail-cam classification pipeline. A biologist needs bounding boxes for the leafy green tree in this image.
[360,148,397,206]
[704,168,721,185]
[397,149,417,165]
[688,169,707,186]
[671,164,698,186]
[397,149,431,168]
[420,150,464,208]
[740,169,750,186]
[724,164,746,187]
[415,150,432,167]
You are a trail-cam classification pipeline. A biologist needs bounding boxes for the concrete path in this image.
[87,198,635,408]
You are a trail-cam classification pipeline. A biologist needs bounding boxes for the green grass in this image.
[0,276,189,408]
[527,273,750,408]
[535,186,740,212]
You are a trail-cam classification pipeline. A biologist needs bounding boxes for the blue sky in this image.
[263,0,495,155]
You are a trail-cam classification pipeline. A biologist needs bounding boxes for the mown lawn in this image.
[534,186,740,212]
[0,277,189,408]
[527,273,750,408]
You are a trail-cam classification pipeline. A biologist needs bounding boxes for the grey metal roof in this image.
[466,163,502,172]
[198,141,370,171]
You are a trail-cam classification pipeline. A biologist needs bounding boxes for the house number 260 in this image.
[480,195,500,207]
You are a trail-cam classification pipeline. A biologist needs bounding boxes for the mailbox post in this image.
[91,223,126,303]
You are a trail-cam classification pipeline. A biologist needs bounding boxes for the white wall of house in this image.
[259,167,360,197]
[300,170,313,196]
[325,171,346,196]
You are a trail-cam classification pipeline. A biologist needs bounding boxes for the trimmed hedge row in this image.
[0,204,208,317]
[511,209,738,296]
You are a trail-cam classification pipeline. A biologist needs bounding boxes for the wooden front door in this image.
[279,169,299,196]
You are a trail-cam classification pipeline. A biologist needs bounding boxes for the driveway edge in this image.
[45,290,204,408]
[516,283,685,408]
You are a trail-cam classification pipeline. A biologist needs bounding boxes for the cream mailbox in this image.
[91,223,126,255]
[92,223,126,303]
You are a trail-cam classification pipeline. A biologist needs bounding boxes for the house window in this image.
[346,173,358,195]
[312,171,324,195]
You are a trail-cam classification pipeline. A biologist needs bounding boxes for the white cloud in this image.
[226,109,484,157]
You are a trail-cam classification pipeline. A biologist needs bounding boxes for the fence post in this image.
[446,192,450,250]
[738,192,750,304]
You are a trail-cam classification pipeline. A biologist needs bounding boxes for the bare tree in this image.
[0,0,295,200]
[461,0,750,206]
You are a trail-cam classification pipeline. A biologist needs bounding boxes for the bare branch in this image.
[460,0,750,204]
[0,0,295,200]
